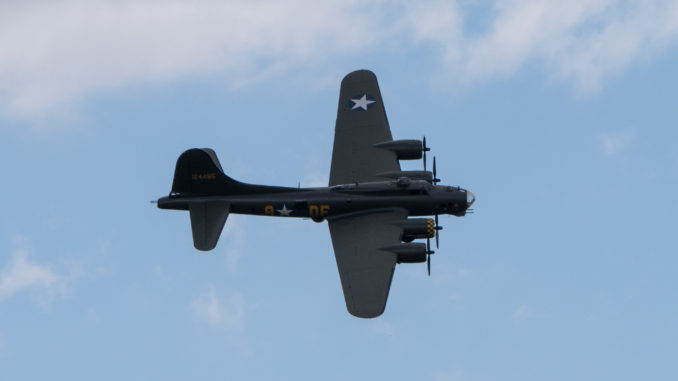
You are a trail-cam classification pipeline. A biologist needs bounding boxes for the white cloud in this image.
[191,287,246,331]
[0,243,70,305]
[600,129,634,155]
[190,287,252,354]
[1,0,677,121]
[438,0,678,92]
[0,0,384,119]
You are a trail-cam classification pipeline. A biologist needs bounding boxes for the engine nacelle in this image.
[373,139,423,160]
[382,243,428,263]
[400,218,435,242]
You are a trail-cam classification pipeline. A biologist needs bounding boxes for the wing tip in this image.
[342,69,377,84]
[348,306,386,319]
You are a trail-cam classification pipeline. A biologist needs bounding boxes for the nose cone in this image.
[466,190,475,206]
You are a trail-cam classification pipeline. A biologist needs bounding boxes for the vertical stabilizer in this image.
[158,148,297,251]
[171,148,241,196]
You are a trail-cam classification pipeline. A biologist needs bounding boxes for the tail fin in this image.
[159,148,296,251]
[171,148,245,196]
[170,148,293,196]
[166,148,237,250]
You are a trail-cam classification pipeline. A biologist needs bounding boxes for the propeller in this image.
[432,156,440,183]
[422,136,430,171]
[426,237,435,276]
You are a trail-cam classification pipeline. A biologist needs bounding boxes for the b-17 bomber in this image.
[157,70,475,318]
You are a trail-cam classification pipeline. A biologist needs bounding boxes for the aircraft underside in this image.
[157,70,475,318]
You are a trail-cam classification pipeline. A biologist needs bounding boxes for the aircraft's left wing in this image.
[328,208,407,318]
[329,70,400,186]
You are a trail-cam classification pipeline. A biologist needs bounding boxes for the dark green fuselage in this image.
[158,179,473,221]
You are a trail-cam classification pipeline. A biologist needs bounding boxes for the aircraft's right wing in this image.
[328,208,407,318]
[328,70,400,186]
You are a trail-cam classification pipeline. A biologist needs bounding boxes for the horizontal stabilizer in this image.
[189,201,230,251]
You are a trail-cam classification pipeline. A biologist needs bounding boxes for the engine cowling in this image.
[382,243,428,263]
[373,139,423,160]
[400,218,435,242]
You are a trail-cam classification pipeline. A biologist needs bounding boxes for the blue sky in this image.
[1,1,677,380]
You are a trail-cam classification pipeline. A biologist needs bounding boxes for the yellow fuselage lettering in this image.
[309,205,330,217]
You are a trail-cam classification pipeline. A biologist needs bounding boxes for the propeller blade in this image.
[422,136,428,171]
[432,156,439,183]
[426,237,432,276]
[423,136,431,153]
[435,213,440,249]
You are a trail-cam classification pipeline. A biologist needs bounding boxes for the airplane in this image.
[157,70,475,318]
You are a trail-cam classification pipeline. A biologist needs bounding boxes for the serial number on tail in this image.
[191,173,217,180]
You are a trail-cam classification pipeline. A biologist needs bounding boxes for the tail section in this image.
[171,148,245,196]
[160,148,239,251]
[170,148,294,196]
[158,148,297,251]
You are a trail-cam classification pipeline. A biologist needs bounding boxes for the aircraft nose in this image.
[466,190,475,206]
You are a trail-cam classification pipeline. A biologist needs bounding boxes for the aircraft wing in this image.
[329,70,400,186]
[328,208,407,318]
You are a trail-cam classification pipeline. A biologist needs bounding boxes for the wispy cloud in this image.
[1,1,677,121]
[373,320,395,337]
[439,0,678,93]
[191,287,246,330]
[0,241,71,306]
[600,129,634,155]
[0,0,384,120]
[512,303,542,322]
[190,287,252,353]
[432,368,466,381]
[220,216,247,273]
[303,172,329,188]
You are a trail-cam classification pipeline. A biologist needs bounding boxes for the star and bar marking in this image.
[277,204,293,216]
[350,94,376,111]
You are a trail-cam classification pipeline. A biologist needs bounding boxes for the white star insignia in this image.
[350,94,376,111]
[277,204,293,216]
